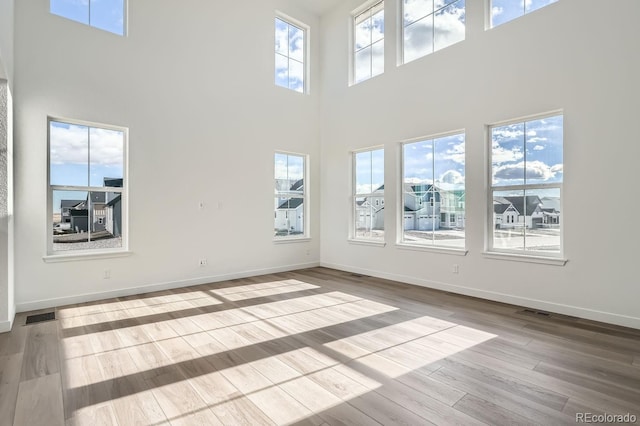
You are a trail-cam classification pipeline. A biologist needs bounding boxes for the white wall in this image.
[319,0,640,328]
[13,0,321,310]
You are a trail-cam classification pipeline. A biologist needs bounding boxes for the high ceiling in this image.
[298,0,343,16]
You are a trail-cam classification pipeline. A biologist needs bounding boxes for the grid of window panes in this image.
[490,0,558,28]
[274,153,306,238]
[353,1,384,84]
[50,0,125,35]
[402,133,465,248]
[275,17,306,93]
[49,120,125,253]
[353,148,384,240]
[402,0,465,64]
[490,114,563,254]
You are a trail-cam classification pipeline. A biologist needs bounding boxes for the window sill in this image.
[273,237,311,244]
[482,251,567,266]
[43,250,132,263]
[348,238,386,247]
[396,243,468,256]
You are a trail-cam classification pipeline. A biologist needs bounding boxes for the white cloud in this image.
[443,142,465,164]
[440,170,465,185]
[50,124,123,167]
[491,6,504,17]
[492,142,524,163]
[493,160,561,181]
[528,137,547,143]
[533,145,545,151]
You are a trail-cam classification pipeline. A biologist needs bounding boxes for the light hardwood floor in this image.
[1,267,639,425]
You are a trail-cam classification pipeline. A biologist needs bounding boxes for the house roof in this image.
[503,196,542,216]
[107,194,122,207]
[290,179,304,191]
[104,177,123,188]
[91,192,107,203]
[61,200,84,208]
[494,203,516,214]
[278,198,304,209]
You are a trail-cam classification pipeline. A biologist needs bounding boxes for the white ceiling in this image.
[298,0,343,16]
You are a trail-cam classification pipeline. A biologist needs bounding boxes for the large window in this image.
[490,0,558,28]
[50,0,125,35]
[489,113,563,255]
[274,152,307,239]
[402,0,465,64]
[353,1,384,85]
[402,132,465,249]
[275,15,307,93]
[48,119,126,254]
[353,148,384,241]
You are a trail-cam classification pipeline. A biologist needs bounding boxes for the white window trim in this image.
[350,145,385,243]
[46,116,129,260]
[397,130,467,252]
[485,110,565,262]
[275,11,311,94]
[273,150,310,241]
[350,0,385,86]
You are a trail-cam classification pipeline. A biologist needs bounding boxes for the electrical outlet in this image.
[103,269,111,279]
[199,259,207,267]
[452,264,459,274]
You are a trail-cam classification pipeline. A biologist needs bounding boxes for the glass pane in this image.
[404,140,434,186]
[490,0,524,28]
[525,188,561,253]
[355,16,372,51]
[434,0,465,52]
[526,0,558,14]
[287,154,304,184]
[275,53,289,88]
[371,9,385,43]
[275,18,289,55]
[403,0,433,26]
[354,196,384,240]
[403,17,434,63]
[493,190,525,251]
[370,149,385,192]
[90,0,124,35]
[435,0,458,9]
[371,40,384,78]
[289,60,304,93]
[355,151,372,194]
[89,127,124,187]
[53,190,123,252]
[491,122,525,186]
[354,46,372,84]
[524,115,563,185]
[274,153,289,193]
[50,0,89,25]
[50,121,89,187]
[275,154,304,195]
[289,25,305,62]
[274,198,304,237]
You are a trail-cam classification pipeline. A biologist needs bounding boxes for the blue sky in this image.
[491,0,558,27]
[355,149,384,194]
[491,115,563,187]
[275,18,305,93]
[354,3,385,84]
[403,133,466,189]
[50,121,124,213]
[50,0,124,35]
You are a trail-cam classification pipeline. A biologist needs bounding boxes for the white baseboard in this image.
[0,318,12,333]
[16,261,320,313]
[321,261,640,330]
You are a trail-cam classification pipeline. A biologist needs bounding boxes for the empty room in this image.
[1,0,639,424]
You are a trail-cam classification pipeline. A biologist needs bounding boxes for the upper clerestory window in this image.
[275,14,308,94]
[50,0,126,36]
[353,1,385,85]
[490,0,558,28]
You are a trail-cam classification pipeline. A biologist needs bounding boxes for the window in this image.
[274,152,307,239]
[50,0,125,35]
[353,1,384,84]
[402,0,465,64]
[48,119,126,254]
[275,15,307,93]
[401,132,465,248]
[490,0,558,28]
[353,148,384,241]
[489,113,563,255]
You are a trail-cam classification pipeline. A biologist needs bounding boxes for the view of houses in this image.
[275,178,304,236]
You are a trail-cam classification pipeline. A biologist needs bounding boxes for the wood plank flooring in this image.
[1,267,639,425]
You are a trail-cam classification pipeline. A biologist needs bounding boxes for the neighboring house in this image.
[275,179,304,234]
[60,199,84,224]
[493,198,519,229]
[403,184,441,231]
[494,195,548,229]
[355,184,384,232]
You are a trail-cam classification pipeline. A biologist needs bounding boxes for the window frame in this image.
[400,0,466,65]
[398,130,467,254]
[45,117,129,260]
[350,146,385,245]
[275,12,310,94]
[50,0,127,36]
[351,0,385,86]
[274,151,310,242]
[486,111,565,262]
